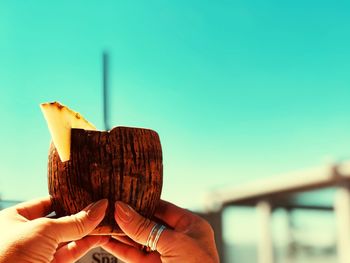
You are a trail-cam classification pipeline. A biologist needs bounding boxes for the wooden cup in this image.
[47,126,163,235]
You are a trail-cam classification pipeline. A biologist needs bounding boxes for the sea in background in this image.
[0,200,20,209]
[225,243,337,263]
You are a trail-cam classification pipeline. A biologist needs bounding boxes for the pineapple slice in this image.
[40,101,97,162]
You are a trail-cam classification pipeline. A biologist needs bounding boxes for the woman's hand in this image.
[0,197,109,263]
[102,200,219,263]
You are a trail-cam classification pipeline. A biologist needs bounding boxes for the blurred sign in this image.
[76,247,124,263]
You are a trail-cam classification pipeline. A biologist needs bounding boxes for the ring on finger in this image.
[145,223,166,252]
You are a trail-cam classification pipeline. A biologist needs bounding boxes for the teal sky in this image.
[1,1,350,215]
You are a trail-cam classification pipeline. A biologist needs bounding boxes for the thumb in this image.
[114,201,172,251]
[48,199,108,242]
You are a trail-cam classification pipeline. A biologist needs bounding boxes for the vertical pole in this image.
[334,187,350,263]
[285,209,297,258]
[257,201,274,263]
[102,51,110,131]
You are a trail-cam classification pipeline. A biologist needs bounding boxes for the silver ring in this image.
[145,223,166,252]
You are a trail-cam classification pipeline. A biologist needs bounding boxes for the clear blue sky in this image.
[1,1,350,214]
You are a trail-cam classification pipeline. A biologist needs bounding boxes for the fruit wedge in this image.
[40,101,97,162]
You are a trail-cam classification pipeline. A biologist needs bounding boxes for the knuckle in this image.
[201,218,213,231]
[205,222,215,237]
[35,217,51,229]
[36,218,54,232]
[172,231,192,247]
[33,218,60,243]
[172,231,187,242]
[177,214,192,229]
[71,215,87,237]
[198,217,214,235]
[133,218,153,241]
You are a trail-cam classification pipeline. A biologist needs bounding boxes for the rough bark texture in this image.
[48,126,163,235]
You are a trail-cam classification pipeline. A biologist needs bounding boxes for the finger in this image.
[112,235,141,249]
[115,202,176,254]
[53,235,110,263]
[47,199,108,242]
[102,239,161,263]
[13,196,52,220]
[155,200,199,231]
[56,242,70,251]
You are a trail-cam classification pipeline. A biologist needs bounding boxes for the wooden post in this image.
[257,201,274,263]
[334,187,350,263]
[285,209,297,258]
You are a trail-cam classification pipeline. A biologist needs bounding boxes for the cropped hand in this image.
[102,200,219,263]
[0,197,109,263]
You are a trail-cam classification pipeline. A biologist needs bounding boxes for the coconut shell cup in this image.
[48,126,163,235]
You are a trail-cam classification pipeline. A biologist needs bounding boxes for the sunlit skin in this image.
[0,197,109,263]
[103,200,219,263]
[0,198,219,263]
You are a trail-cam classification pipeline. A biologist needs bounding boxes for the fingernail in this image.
[84,202,94,211]
[87,199,108,221]
[115,201,133,223]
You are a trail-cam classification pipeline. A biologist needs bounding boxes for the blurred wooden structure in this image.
[204,161,350,263]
